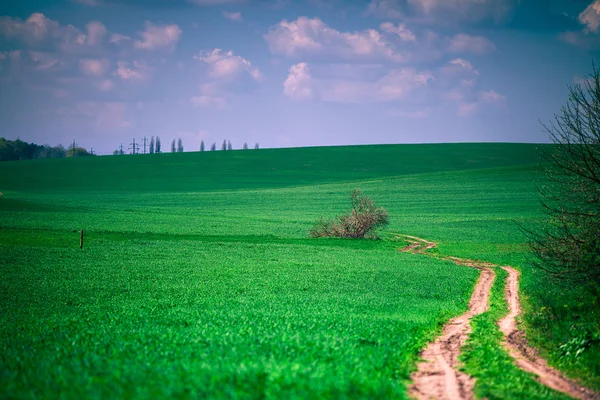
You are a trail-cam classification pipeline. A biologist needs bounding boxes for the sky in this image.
[0,0,599,154]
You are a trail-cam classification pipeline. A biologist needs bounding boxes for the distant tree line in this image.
[0,137,94,162]
[112,136,261,155]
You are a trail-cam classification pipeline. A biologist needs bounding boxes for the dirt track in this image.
[499,266,600,400]
[398,235,600,400]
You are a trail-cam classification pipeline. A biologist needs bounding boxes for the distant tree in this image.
[227,140,232,151]
[200,140,205,152]
[243,142,248,150]
[524,63,600,288]
[113,149,119,155]
[171,139,176,153]
[156,136,162,153]
[254,143,259,150]
[67,146,93,157]
[210,143,216,151]
[177,138,184,152]
[310,189,389,239]
[221,140,227,151]
[149,136,155,154]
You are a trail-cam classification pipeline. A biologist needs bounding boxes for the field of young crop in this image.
[1,143,598,399]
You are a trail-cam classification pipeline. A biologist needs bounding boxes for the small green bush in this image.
[310,189,389,239]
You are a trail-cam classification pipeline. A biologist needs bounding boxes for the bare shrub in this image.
[310,189,389,239]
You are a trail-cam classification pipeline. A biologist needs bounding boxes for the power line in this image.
[129,138,139,155]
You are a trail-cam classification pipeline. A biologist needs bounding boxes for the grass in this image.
[1,142,598,398]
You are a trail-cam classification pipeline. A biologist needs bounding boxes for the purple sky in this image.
[1,0,599,154]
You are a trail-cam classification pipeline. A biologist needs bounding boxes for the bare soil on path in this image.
[398,235,600,400]
[401,236,496,400]
[499,266,600,400]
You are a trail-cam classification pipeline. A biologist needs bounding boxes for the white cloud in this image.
[283,62,313,100]
[85,21,107,46]
[579,0,600,33]
[58,101,133,131]
[116,60,151,80]
[479,89,505,102]
[190,95,227,108]
[96,79,114,91]
[367,0,405,19]
[223,11,242,22]
[194,49,262,81]
[265,17,407,63]
[72,0,101,5]
[191,48,262,107]
[387,107,432,118]
[80,58,110,76]
[188,0,244,4]
[265,17,492,64]
[367,0,513,22]
[446,33,495,54]
[559,1,600,48]
[283,61,434,103]
[109,33,131,43]
[380,22,416,42]
[0,13,60,43]
[28,51,63,70]
[134,21,182,51]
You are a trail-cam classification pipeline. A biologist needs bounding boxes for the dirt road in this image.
[398,234,599,400]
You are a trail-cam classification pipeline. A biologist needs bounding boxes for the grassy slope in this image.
[0,143,598,398]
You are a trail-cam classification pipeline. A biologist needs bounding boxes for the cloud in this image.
[457,89,505,117]
[190,95,227,108]
[446,33,496,54]
[283,62,313,100]
[559,1,600,48]
[283,62,434,103]
[96,79,115,91]
[194,49,261,81]
[58,101,133,131]
[191,48,262,107]
[134,21,182,51]
[27,51,63,71]
[0,13,59,43]
[0,13,112,55]
[223,11,242,22]
[85,21,107,46]
[80,58,110,76]
[265,17,412,63]
[72,0,102,5]
[380,22,416,42]
[189,0,244,4]
[116,60,151,80]
[579,0,600,33]
[367,0,514,23]
[265,17,493,64]
[367,0,405,19]
[387,106,432,118]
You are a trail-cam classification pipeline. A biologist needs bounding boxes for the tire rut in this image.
[399,235,495,400]
[499,266,600,400]
[397,235,600,400]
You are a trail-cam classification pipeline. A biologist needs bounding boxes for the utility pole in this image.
[71,139,77,157]
[119,143,124,155]
[142,136,147,154]
[129,138,139,155]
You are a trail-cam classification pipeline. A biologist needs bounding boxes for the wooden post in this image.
[80,229,84,249]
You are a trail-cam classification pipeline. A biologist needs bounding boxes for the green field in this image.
[1,143,598,399]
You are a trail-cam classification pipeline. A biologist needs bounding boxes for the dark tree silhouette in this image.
[524,63,600,289]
